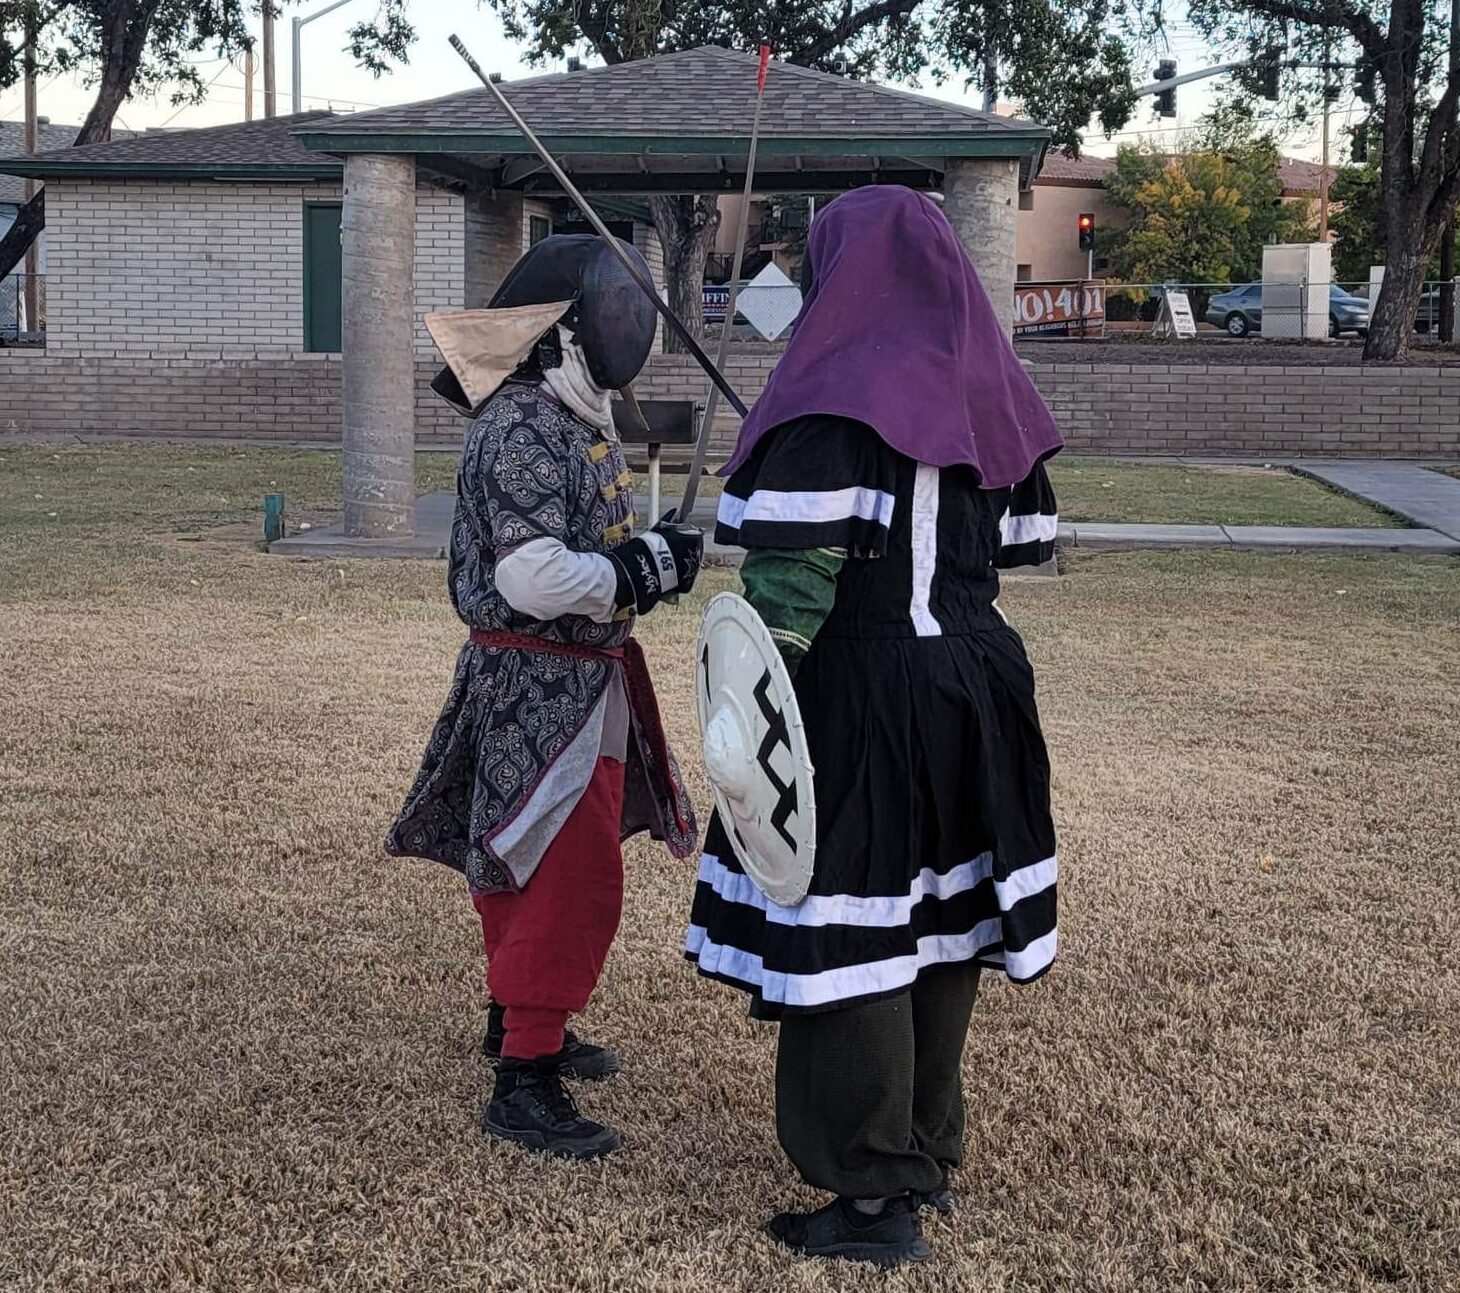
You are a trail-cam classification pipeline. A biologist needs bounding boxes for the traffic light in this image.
[1078,212,1096,252]
[1355,59,1377,104]
[1154,59,1177,117]
[1351,123,1369,164]
[1256,53,1280,101]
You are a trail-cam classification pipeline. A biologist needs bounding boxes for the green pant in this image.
[774,962,982,1198]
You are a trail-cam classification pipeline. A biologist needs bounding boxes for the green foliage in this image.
[1330,160,1459,281]
[0,2,415,141]
[1102,116,1313,285]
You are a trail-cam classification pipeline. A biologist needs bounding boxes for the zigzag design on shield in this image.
[753,670,799,850]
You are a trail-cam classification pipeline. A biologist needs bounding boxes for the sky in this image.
[0,0,1341,161]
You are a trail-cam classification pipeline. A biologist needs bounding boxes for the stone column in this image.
[342,153,416,538]
[463,190,527,308]
[942,157,1020,338]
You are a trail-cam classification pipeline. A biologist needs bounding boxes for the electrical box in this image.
[1261,243,1333,341]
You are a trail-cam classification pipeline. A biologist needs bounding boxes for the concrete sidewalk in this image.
[269,488,1460,562]
[1293,462,1460,541]
[1062,522,1460,555]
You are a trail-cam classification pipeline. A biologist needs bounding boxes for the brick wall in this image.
[5,342,1456,461]
[43,177,464,358]
[1027,362,1460,458]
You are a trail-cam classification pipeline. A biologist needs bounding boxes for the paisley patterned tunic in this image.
[386,381,695,894]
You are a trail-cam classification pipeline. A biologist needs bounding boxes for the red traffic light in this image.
[1078,213,1094,230]
[1078,212,1096,252]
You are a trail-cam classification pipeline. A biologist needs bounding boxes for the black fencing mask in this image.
[490,234,657,390]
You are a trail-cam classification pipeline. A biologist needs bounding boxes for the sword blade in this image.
[449,35,750,430]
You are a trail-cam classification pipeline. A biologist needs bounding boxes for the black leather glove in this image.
[610,520,704,614]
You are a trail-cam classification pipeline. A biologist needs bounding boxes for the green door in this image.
[303,203,343,353]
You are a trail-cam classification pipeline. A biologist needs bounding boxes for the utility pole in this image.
[1440,0,1459,342]
[262,2,277,118]
[245,46,255,121]
[1318,36,1332,242]
[22,1,39,332]
[293,0,358,116]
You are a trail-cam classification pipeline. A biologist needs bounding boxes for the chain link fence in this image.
[1018,278,1458,342]
[1,273,46,346]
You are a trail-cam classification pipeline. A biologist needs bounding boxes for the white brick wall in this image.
[43,177,465,359]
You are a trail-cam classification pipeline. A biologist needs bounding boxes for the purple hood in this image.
[723,185,1063,487]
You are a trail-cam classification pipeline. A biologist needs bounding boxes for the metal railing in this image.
[0,273,46,346]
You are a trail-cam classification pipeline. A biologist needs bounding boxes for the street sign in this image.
[1014,281,1106,337]
[1153,290,1198,339]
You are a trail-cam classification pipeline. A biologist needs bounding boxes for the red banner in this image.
[758,45,771,93]
[1013,281,1106,338]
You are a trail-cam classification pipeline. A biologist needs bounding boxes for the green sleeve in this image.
[739,546,845,666]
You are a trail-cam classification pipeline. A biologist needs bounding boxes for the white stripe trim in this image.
[992,855,1058,908]
[718,486,895,532]
[1004,928,1058,981]
[687,921,1011,1008]
[696,851,997,929]
[910,463,942,637]
[999,511,1059,547]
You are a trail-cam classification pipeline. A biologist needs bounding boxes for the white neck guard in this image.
[544,326,614,433]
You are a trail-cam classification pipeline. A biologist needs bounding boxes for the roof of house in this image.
[0,120,90,202]
[0,51,1049,194]
[1033,150,1115,187]
[302,47,1043,145]
[1277,156,1338,196]
[1035,149,1338,197]
[0,112,341,183]
[295,47,1049,188]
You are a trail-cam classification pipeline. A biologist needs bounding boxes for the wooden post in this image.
[244,46,255,122]
[22,2,39,333]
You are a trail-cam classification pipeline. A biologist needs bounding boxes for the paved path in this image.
[1293,462,1460,541]
[270,489,1460,561]
[1062,522,1460,554]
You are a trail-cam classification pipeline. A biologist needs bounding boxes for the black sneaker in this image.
[481,1059,621,1160]
[917,1168,956,1215]
[482,1002,621,1081]
[765,1195,932,1267]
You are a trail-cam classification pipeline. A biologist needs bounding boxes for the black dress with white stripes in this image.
[686,416,1060,1015]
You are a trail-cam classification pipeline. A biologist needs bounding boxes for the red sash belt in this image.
[469,627,625,661]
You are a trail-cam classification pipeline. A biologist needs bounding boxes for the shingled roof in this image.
[296,47,1049,190]
[305,47,1040,141]
[0,112,340,182]
[0,120,94,202]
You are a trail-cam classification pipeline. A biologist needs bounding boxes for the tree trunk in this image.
[648,195,721,354]
[1364,238,1428,360]
[75,64,133,146]
[0,189,44,280]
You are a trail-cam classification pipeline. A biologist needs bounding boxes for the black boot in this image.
[482,1001,621,1081]
[765,1195,932,1267]
[481,1059,621,1160]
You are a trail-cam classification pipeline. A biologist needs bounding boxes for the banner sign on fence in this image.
[703,284,731,324]
[1013,281,1106,337]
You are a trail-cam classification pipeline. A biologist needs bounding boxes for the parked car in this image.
[1203,283,1370,337]
[1342,281,1451,332]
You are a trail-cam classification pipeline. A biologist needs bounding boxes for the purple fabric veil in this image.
[722,185,1063,487]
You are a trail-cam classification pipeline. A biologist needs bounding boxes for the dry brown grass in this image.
[2,447,1458,1292]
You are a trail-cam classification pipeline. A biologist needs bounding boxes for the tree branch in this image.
[794,0,921,65]
[1417,76,1460,198]
[1233,0,1389,65]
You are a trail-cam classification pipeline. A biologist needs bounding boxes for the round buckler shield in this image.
[696,592,816,906]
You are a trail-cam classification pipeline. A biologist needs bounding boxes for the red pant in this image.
[472,757,626,1060]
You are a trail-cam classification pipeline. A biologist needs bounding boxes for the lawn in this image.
[3,445,1458,1291]
[1050,458,1403,527]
